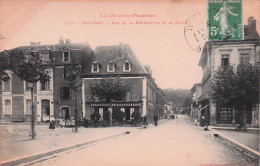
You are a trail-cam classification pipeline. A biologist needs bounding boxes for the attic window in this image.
[107,62,115,72]
[40,52,50,62]
[63,51,70,62]
[123,60,131,72]
[91,62,99,73]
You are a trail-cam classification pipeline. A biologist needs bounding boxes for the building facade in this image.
[0,39,93,122]
[198,17,260,126]
[81,44,164,124]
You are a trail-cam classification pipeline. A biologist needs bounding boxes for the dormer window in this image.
[91,61,100,73]
[123,60,131,72]
[40,51,50,62]
[63,51,70,62]
[107,61,115,72]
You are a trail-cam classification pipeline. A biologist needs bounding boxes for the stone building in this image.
[0,39,93,122]
[81,44,164,124]
[198,17,260,126]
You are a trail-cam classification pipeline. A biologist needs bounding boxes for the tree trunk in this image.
[109,103,112,126]
[74,91,78,132]
[242,105,247,131]
[30,84,36,139]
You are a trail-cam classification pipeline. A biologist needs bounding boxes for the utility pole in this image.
[29,82,36,139]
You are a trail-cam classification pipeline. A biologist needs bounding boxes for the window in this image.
[99,108,103,120]
[130,108,134,115]
[3,79,11,91]
[121,108,125,112]
[221,54,229,67]
[107,62,115,72]
[24,54,32,62]
[63,51,70,62]
[123,60,131,72]
[25,81,31,91]
[125,62,130,70]
[4,100,11,114]
[26,99,32,115]
[240,53,250,64]
[41,81,50,91]
[60,87,71,100]
[91,63,99,73]
[40,52,50,62]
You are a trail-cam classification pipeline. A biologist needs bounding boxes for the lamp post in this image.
[28,82,36,139]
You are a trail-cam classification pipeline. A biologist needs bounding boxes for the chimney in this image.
[244,17,259,39]
[65,38,71,44]
[59,36,64,44]
[144,65,152,77]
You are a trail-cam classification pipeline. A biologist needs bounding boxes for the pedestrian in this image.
[154,114,158,126]
[49,115,55,130]
[143,115,147,128]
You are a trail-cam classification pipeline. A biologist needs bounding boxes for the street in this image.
[24,115,257,166]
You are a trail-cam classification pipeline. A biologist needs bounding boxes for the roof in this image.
[16,42,92,51]
[81,44,147,76]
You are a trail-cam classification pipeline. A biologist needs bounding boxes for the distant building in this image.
[81,43,164,124]
[198,17,260,126]
[164,101,173,119]
[190,83,201,122]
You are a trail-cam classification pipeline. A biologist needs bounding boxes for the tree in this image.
[9,48,50,139]
[209,63,259,131]
[90,76,130,126]
[64,58,81,132]
[0,50,11,83]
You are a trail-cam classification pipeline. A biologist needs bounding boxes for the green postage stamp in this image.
[208,0,243,40]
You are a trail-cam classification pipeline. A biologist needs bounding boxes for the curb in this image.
[209,128,260,162]
[0,132,128,166]
[210,127,260,132]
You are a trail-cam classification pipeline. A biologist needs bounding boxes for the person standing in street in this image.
[143,115,147,128]
[49,115,56,130]
[154,114,158,126]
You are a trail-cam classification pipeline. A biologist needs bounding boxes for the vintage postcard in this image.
[0,0,259,166]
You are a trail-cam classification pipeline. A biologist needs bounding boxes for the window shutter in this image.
[60,87,64,101]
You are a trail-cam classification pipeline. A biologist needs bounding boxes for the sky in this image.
[0,0,259,89]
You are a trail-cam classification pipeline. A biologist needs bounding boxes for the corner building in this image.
[0,40,93,122]
[82,44,163,123]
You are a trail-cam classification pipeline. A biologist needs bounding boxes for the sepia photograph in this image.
[0,0,259,165]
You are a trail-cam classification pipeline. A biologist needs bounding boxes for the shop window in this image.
[99,108,104,120]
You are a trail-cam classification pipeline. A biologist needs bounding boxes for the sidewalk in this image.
[0,123,141,164]
[206,125,260,162]
[209,127,260,152]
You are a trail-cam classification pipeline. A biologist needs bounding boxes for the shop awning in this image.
[88,102,143,107]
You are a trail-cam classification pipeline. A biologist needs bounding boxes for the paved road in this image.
[27,115,258,166]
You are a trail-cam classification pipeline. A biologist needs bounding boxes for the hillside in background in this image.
[163,88,192,109]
